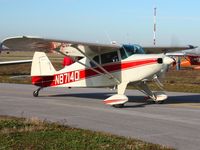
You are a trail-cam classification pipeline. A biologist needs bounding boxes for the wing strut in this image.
[55,50,104,76]
[71,44,120,84]
[55,47,120,84]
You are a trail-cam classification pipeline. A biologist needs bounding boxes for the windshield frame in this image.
[120,44,145,59]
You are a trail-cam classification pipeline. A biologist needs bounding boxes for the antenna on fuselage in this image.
[153,7,157,46]
[104,30,119,45]
[104,31,112,44]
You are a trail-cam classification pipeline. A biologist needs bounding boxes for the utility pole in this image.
[153,7,157,46]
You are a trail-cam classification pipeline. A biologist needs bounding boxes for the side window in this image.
[90,55,100,67]
[101,51,119,64]
[120,48,127,59]
[93,55,100,63]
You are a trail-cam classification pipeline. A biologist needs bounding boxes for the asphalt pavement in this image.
[0,83,200,150]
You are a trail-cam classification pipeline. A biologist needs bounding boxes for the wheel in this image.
[113,104,124,108]
[147,100,155,104]
[155,100,165,104]
[33,90,39,97]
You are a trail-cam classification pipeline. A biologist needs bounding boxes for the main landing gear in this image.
[33,87,42,97]
[136,81,167,104]
[113,104,125,108]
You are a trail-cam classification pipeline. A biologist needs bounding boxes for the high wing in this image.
[166,48,200,57]
[2,36,120,57]
[2,36,196,56]
[143,45,197,54]
[0,59,32,65]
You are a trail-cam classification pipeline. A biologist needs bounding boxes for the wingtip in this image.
[0,42,9,50]
[188,45,198,49]
[2,35,41,42]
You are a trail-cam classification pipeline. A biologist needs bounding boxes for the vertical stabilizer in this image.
[31,52,56,76]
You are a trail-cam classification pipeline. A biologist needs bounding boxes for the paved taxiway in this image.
[0,83,200,150]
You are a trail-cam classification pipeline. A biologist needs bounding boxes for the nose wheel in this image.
[33,87,42,97]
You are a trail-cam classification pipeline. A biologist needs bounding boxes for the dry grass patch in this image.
[0,115,174,150]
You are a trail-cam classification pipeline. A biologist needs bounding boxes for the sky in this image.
[0,0,200,46]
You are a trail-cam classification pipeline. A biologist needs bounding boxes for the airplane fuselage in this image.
[32,54,165,88]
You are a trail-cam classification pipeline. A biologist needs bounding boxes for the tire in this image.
[113,104,124,108]
[33,90,39,97]
[155,100,165,104]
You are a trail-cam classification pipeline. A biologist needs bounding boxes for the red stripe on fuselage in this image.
[32,58,158,87]
[32,76,54,87]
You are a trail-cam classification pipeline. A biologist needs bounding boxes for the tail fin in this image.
[31,52,56,76]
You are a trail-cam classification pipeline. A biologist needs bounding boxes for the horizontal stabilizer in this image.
[0,59,32,65]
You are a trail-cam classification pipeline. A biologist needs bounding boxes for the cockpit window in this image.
[119,48,127,59]
[101,51,119,64]
[120,44,145,59]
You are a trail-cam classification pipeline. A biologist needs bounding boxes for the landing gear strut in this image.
[33,87,42,97]
[136,81,167,104]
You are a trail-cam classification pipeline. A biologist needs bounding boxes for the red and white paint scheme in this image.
[2,36,195,107]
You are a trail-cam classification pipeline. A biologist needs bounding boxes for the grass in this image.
[128,69,200,93]
[148,69,200,93]
[0,116,174,150]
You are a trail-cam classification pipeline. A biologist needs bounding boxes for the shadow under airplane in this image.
[42,91,200,108]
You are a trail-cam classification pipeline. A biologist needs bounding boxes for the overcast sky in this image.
[1,0,200,46]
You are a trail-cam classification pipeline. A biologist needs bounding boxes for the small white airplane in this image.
[1,36,195,107]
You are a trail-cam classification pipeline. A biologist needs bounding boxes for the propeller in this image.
[162,56,175,74]
[163,56,174,65]
[153,55,175,90]
[188,45,198,49]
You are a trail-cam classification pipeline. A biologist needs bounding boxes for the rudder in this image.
[31,52,56,76]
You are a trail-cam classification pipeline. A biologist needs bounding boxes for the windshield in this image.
[120,44,145,59]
